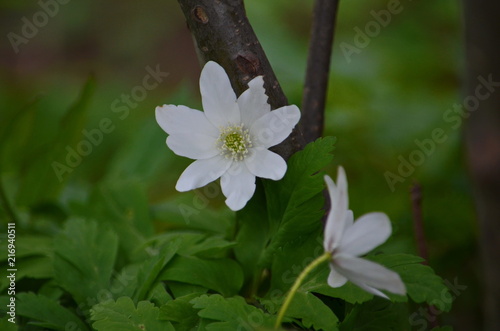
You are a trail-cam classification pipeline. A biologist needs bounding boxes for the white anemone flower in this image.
[155,61,300,211]
[323,166,406,298]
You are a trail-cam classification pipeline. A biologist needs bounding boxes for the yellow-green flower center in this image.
[218,125,252,161]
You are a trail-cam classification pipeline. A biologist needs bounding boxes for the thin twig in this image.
[301,0,340,143]
[410,182,439,328]
[410,182,428,263]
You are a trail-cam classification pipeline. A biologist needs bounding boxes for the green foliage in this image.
[190,294,276,330]
[132,242,178,302]
[159,293,203,330]
[53,218,119,304]
[15,77,95,206]
[263,136,336,257]
[91,297,174,331]
[0,122,454,331]
[16,293,89,331]
[286,291,339,331]
[340,299,409,331]
[159,255,243,297]
[0,316,18,331]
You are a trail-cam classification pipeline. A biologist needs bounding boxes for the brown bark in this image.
[176,0,304,160]
[463,0,500,329]
[301,0,339,143]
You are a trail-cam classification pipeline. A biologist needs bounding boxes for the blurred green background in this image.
[0,0,478,329]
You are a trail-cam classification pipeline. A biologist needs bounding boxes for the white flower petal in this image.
[355,282,389,299]
[176,156,231,192]
[155,104,219,137]
[200,61,240,127]
[244,149,286,180]
[250,105,300,148]
[327,264,348,288]
[339,212,392,257]
[323,167,349,252]
[344,210,354,233]
[237,76,270,128]
[334,254,406,296]
[220,162,256,211]
[166,133,218,160]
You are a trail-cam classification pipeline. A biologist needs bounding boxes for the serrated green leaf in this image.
[367,254,452,311]
[109,264,141,299]
[16,292,89,331]
[133,240,179,302]
[191,294,275,330]
[148,283,173,307]
[286,291,339,331]
[261,137,335,266]
[159,256,243,297]
[159,293,203,330]
[54,218,118,305]
[91,297,174,331]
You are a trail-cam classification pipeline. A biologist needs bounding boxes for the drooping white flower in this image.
[323,166,406,298]
[155,61,300,211]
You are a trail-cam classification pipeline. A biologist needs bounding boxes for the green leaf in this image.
[53,218,118,305]
[261,137,335,266]
[159,293,203,330]
[91,297,174,331]
[109,264,141,299]
[139,232,235,261]
[159,256,243,297]
[133,240,179,302]
[152,197,235,236]
[233,182,270,287]
[340,298,409,331]
[148,283,173,307]
[17,292,89,331]
[286,291,339,331]
[16,76,95,206]
[0,316,18,331]
[72,180,153,258]
[191,294,275,330]
[367,254,452,311]
[168,282,208,298]
[0,236,52,261]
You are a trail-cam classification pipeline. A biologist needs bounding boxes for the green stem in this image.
[274,251,331,329]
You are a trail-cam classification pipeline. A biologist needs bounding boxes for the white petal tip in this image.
[225,199,246,212]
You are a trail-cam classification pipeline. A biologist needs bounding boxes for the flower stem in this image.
[274,251,331,329]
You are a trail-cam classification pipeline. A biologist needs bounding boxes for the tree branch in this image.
[463,0,500,329]
[177,0,304,159]
[301,0,340,143]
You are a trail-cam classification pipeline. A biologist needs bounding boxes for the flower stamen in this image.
[218,124,252,161]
